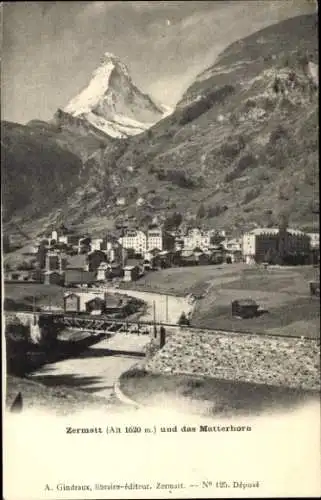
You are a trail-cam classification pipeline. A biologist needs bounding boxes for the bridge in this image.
[38,311,170,335]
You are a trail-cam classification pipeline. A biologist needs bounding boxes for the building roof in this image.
[86,297,105,306]
[64,292,80,300]
[126,259,143,267]
[232,299,258,307]
[64,270,96,284]
[247,227,306,236]
[97,262,109,269]
[66,254,88,269]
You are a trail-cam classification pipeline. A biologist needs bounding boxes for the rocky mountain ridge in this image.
[62,52,170,138]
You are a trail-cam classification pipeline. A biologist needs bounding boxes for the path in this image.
[29,333,150,399]
[106,287,192,324]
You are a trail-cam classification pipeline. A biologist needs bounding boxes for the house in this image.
[4,270,40,283]
[197,253,210,266]
[116,197,126,206]
[43,271,64,286]
[90,238,104,252]
[182,228,214,251]
[107,262,123,278]
[104,293,127,314]
[126,258,144,273]
[96,262,110,281]
[232,299,259,318]
[45,252,67,271]
[123,265,140,282]
[307,233,320,249]
[66,254,88,270]
[180,254,198,266]
[222,237,242,253]
[64,293,81,313]
[85,297,106,315]
[22,244,39,256]
[64,270,97,287]
[87,250,107,272]
[147,226,163,251]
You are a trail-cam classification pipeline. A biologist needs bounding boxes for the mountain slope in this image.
[3,14,319,238]
[86,13,318,233]
[1,121,84,221]
[63,52,169,138]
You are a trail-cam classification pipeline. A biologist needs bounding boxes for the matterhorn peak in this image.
[63,51,169,138]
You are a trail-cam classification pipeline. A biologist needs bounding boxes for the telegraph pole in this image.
[33,295,36,325]
[166,295,169,323]
[153,300,157,338]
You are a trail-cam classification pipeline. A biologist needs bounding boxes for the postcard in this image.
[2,1,320,498]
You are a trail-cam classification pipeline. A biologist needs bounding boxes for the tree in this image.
[163,212,182,231]
[178,312,190,326]
[37,242,47,269]
[197,203,206,219]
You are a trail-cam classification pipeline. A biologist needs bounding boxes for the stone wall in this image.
[5,312,57,345]
[145,328,320,391]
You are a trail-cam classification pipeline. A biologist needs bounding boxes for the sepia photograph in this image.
[2,1,320,498]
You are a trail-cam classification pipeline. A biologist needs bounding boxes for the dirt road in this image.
[106,287,192,323]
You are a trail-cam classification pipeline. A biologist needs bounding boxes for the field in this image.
[123,264,320,338]
[120,369,319,418]
[4,283,65,310]
[120,264,245,296]
[191,265,320,337]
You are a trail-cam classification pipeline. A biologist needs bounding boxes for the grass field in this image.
[120,264,245,296]
[191,265,320,337]
[4,265,320,338]
[120,368,319,418]
[122,264,319,338]
[4,283,65,310]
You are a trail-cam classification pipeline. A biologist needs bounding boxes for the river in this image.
[29,288,191,402]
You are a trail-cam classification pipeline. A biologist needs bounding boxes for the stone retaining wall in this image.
[145,329,320,391]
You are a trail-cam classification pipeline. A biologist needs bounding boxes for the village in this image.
[4,222,319,290]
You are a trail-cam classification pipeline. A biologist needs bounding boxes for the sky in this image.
[2,0,316,124]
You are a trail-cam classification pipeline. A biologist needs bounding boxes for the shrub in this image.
[178,312,190,326]
[242,187,261,205]
[179,85,235,125]
[207,204,228,217]
[166,169,195,189]
[269,125,288,144]
[224,153,257,182]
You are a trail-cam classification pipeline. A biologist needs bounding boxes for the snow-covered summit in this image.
[63,52,171,138]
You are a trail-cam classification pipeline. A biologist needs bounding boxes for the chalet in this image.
[104,293,126,314]
[231,299,259,319]
[123,265,140,282]
[43,271,64,285]
[66,254,88,271]
[22,244,39,256]
[126,258,144,273]
[85,297,106,315]
[197,253,210,266]
[180,254,198,266]
[4,270,40,283]
[64,293,81,313]
[87,250,107,272]
[108,262,123,278]
[96,262,110,281]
